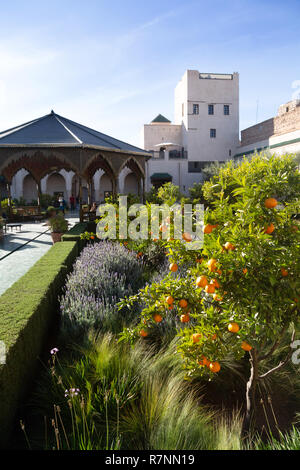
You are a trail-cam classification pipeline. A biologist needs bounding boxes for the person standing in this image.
[58,195,64,214]
[70,194,75,211]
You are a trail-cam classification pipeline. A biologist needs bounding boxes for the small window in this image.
[193,104,199,115]
[224,105,230,115]
[229,149,231,156]
[210,128,216,138]
[208,104,214,115]
[286,107,289,113]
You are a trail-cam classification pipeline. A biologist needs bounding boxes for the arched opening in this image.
[46,173,66,199]
[23,174,38,203]
[99,174,113,201]
[123,172,139,195]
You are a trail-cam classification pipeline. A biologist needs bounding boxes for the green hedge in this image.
[0,241,78,447]
[62,221,97,248]
[61,222,88,241]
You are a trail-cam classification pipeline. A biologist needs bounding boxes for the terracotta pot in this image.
[51,232,63,244]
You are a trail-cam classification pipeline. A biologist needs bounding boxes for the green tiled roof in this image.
[150,173,172,180]
[151,114,171,123]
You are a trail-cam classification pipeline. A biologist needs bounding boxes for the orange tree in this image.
[119,153,300,432]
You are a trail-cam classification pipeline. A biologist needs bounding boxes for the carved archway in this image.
[119,157,145,180]
[1,151,76,183]
[83,153,116,181]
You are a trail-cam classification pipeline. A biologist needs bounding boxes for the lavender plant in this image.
[60,242,144,336]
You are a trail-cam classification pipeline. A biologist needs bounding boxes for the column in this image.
[36,181,42,213]
[87,180,92,207]
[79,176,83,222]
[93,169,104,202]
[6,183,12,219]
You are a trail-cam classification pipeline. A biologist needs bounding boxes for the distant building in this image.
[236,99,300,158]
[142,70,239,192]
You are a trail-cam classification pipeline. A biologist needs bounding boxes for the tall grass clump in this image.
[60,242,144,337]
[22,334,236,450]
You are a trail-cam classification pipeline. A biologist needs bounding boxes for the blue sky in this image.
[0,0,299,147]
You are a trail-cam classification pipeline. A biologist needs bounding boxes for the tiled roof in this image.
[151,114,171,123]
[0,110,149,155]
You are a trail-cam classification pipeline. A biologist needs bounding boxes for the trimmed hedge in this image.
[61,222,97,250]
[0,241,78,447]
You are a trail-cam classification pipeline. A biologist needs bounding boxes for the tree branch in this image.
[257,324,288,361]
[258,329,296,380]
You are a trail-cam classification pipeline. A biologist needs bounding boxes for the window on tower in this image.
[208,104,214,115]
[193,104,199,115]
[210,128,216,138]
[224,105,230,115]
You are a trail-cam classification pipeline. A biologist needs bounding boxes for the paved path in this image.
[0,215,79,296]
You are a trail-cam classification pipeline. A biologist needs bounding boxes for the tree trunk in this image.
[243,349,258,435]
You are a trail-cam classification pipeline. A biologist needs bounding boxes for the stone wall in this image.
[241,102,300,146]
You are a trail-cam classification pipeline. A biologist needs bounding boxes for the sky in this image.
[0,0,299,147]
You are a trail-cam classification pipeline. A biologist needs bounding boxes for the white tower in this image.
[143,69,239,193]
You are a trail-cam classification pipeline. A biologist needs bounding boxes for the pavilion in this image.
[0,111,150,220]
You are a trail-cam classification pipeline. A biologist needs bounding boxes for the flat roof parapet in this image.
[199,73,233,80]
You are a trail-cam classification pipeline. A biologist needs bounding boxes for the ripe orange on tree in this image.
[169,263,178,272]
[264,197,278,209]
[209,361,221,373]
[203,224,213,234]
[241,341,252,351]
[140,329,148,337]
[196,257,203,263]
[228,322,240,333]
[243,268,248,274]
[179,299,188,308]
[166,295,174,305]
[264,223,275,234]
[196,275,208,288]
[182,232,192,242]
[153,314,163,323]
[281,267,288,277]
[224,242,235,251]
[192,333,201,343]
[207,258,217,272]
[180,313,190,323]
[205,284,215,294]
[198,355,208,367]
[210,279,220,289]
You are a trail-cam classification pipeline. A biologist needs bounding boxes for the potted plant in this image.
[48,213,68,243]
[47,205,57,217]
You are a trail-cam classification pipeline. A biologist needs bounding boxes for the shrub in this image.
[48,213,68,233]
[60,242,145,336]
